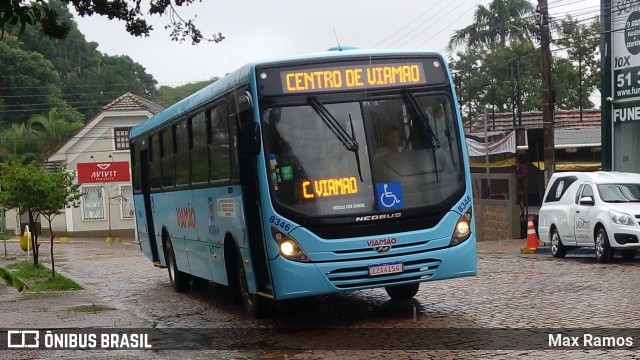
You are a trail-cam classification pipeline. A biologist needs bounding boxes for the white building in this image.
[4,92,163,238]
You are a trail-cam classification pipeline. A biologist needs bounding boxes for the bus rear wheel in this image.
[385,283,420,301]
[235,253,268,318]
[165,238,190,292]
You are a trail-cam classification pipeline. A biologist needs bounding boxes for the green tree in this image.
[9,1,159,120]
[0,159,81,276]
[448,0,535,51]
[447,0,537,123]
[38,165,81,277]
[0,36,68,125]
[0,108,82,164]
[451,42,543,121]
[0,158,46,265]
[552,16,601,110]
[0,267,27,292]
[27,108,83,162]
[155,79,215,108]
[1,0,224,44]
[449,9,601,121]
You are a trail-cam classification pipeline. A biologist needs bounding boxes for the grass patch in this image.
[6,260,83,291]
[32,276,83,291]
[8,261,50,278]
[0,234,8,240]
[66,304,114,313]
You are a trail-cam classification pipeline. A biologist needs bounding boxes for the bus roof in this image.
[130,48,445,139]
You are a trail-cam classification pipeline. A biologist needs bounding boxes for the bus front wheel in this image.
[165,238,190,292]
[235,253,268,318]
[385,283,420,301]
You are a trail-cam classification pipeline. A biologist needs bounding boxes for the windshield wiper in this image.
[308,97,363,182]
[403,92,441,181]
[403,92,440,148]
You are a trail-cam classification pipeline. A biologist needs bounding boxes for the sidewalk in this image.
[1,235,582,256]
[476,238,531,254]
[1,236,534,255]
[476,237,595,255]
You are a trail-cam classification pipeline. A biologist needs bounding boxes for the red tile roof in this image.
[466,109,601,133]
[103,92,164,114]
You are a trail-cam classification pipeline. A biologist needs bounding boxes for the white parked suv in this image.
[538,171,640,262]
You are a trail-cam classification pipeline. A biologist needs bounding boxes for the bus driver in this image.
[376,126,403,160]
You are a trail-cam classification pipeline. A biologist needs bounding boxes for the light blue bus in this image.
[129,49,476,317]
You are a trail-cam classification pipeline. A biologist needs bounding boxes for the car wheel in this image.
[385,283,420,301]
[621,249,637,261]
[595,228,613,263]
[550,228,567,258]
[166,238,190,292]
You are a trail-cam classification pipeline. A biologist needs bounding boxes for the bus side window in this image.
[229,96,240,181]
[149,134,162,189]
[210,102,231,182]
[131,142,142,193]
[161,127,175,189]
[191,111,209,184]
[230,89,254,180]
[175,119,190,186]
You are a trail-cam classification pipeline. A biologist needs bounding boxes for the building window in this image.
[114,127,132,150]
[119,185,134,219]
[82,185,105,220]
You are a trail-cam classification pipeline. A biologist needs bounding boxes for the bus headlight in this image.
[280,240,296,256]
[450,209,472,246]
[271,227,310,262]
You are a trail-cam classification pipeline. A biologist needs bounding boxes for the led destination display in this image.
[302,176,359,199]
[281,63,426,93]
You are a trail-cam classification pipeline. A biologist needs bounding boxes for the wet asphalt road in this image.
[1,238,640,359]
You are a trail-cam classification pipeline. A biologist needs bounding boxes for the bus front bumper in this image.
[269,236,476,300]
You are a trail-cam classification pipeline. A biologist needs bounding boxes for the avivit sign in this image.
[77,162,130,183]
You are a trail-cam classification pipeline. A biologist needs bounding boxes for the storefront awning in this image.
[469,157,516,168]
[530,161,601,171]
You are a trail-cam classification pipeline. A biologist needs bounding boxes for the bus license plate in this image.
[368,261,403,276]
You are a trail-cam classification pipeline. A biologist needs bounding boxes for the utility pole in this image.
[538,0,555,184]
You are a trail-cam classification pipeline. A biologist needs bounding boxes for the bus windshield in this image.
[262,93,464,218]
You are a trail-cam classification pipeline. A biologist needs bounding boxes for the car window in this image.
[598,183,640,202]
[581,184,594,199]
[574,184,584,204]
[544,176,578,203]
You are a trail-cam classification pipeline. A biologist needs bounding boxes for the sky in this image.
[71,0,603,88]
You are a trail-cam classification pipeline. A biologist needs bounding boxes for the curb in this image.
[520,245,595,255]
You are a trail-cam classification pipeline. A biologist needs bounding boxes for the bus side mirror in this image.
[241,122,262,157]
[237,92,261,156]
[249,122,261,156]
[238,92,253,112]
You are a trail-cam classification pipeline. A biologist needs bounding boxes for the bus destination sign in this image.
[281,63,426,93]
[302,176,358,199]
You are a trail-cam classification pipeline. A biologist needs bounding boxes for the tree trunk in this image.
[47,218,55,278]
[50,236,55,278]
[28,210,39,265]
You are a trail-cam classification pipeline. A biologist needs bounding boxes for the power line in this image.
[385,0,473,49]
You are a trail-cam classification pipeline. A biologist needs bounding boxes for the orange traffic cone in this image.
[520,215,539,254]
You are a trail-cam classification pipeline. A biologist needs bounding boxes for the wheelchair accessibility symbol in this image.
[376,182,403,210]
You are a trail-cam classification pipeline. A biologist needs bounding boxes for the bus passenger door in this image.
[140,149,160,262]
[234,89,273,295]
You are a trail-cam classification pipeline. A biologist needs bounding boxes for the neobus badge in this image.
[355,213,402,222]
